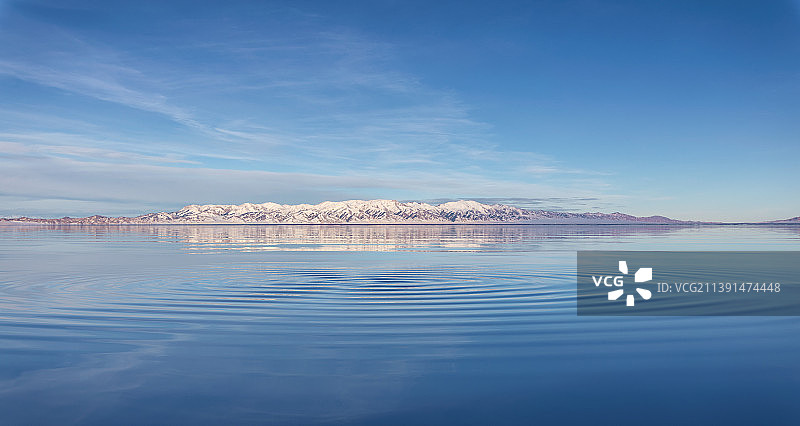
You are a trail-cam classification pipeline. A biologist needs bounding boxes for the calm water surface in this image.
[1,225,799,425]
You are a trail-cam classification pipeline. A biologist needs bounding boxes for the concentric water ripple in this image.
[1,224,800,425]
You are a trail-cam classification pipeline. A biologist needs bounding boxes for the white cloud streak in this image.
[0,5,617,216]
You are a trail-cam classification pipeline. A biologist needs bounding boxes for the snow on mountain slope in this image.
[125,199,686,224]
[768,216,800,224]
[0,200,697,224]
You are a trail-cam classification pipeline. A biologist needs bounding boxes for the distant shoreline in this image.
[2,220,797,226]
[2,199,797,225]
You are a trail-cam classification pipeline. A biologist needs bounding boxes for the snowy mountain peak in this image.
[1,200,692,224]
[123,200,686,224]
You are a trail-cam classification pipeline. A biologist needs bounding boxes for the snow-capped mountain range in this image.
[768,216,800,224]
[2,199,691,224]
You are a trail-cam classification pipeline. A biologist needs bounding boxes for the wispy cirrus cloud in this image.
[0,58,204,129]
[0,3,619,217]
[0,151,620,217]
[0,139,197,164]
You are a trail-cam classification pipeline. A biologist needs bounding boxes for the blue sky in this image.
[0,0,798,221]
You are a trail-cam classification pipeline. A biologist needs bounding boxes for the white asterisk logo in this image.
[608,261,653,306]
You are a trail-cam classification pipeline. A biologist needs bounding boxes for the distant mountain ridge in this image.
[768,216,800,224]
[1,199,695,224]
